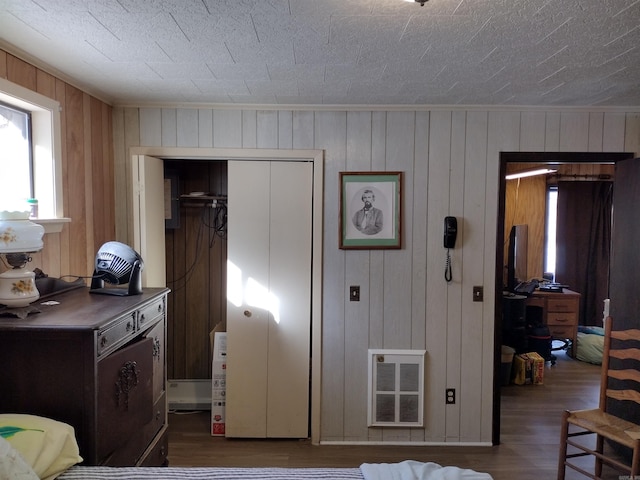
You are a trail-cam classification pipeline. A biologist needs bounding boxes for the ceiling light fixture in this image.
[505,168,558,180]
[404,0,428,5]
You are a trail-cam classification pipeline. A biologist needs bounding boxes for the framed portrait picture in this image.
[339,171,402,249]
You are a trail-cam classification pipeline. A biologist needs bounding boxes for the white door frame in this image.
[128,146,324,444]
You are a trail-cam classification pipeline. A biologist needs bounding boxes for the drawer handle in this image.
[115,361,139,410]
[244,310,252,317]
[555,318,570,323]
[140,314,145,323]
[158,304,163,313]
[100,336,108,347]
[126,321,133,332]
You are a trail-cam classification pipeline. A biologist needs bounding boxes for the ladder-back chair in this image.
[558,316,640,479]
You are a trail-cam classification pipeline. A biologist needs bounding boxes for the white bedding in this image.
[361,461,493,480]
[55,461,493,480]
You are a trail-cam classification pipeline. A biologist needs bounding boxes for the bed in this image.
[56,462,493,480]
[0,414,493,480]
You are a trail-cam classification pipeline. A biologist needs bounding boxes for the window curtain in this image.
[555,181,613,326]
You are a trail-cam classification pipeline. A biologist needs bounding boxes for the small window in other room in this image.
[544,186,558,279]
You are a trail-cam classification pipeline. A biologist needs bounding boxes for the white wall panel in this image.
[241,110,257,148]
[139,107,161,146]
[197,109,213,148]
[257,110,278,148]
[161,108,177,147]
[121,107,141,242]
[316,111,347,441]
[411,111,429,352]
[425,110,452,442]
[444,110,467,441]
[383,111,415,351]
[177,108,198,147]
[293,111,314,149]
[460,110,492,442]
[545,112,561,151]
[588,112,604,152]
[603,113,627,152]
[115,103,638,446]
[278,111,293,149]
[520,112,546,151]
[213,110,242,147]
[560,112,590,151]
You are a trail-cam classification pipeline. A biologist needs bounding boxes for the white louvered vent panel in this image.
[367,349,426,427]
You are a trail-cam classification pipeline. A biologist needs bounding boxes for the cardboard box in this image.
[211,331,227,436]
[513,352,544,385]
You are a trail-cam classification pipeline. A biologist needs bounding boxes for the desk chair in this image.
[558,316,640,479]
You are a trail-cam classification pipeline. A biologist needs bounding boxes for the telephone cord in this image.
[445,249,452,282]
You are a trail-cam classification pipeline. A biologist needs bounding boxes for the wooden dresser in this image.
[525,288,581,356]
[0,286,169,466]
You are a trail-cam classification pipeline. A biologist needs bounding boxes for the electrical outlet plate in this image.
[446,388,456,404]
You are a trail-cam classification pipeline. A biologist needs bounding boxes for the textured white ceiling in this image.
[1,0,638,107]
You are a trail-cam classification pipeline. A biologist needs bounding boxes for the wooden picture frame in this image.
[339,171,402,249]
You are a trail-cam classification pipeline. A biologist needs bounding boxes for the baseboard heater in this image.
[168,379,212,411]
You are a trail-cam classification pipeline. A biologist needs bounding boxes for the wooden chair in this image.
[558,316,640,479]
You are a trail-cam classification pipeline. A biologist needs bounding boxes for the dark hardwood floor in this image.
[167,349,614,479]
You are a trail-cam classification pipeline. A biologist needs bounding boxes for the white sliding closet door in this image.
[226,160,312,438]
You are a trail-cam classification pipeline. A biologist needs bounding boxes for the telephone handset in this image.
[444,216,457,282]
[444,216,457,249]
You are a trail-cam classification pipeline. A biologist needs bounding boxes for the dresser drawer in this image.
[139,426,169,466]
[97,311,137,357]
[548,325,576,340]
[547,312,578,326]
[138,296,165,329]
[547,298,578,313]
[97,337,154,464]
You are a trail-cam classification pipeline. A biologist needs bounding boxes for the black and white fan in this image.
[90,241,144,296]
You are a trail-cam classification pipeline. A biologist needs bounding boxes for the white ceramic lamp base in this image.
[0,269,40,308]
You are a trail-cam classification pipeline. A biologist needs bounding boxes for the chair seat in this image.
[567,408,640,449]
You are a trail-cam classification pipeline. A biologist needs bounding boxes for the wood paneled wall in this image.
[503,162,618,282]
[114,106,640,445]
[0,49,114,279]
[164,160,227,379]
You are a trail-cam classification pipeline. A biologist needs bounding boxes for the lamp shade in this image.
[0,211,45,254]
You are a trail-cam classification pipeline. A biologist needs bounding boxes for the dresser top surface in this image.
[0,287,169,331]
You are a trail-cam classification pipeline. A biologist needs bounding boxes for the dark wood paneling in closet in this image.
[165,160,228,379]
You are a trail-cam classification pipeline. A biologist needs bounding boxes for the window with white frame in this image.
[0,101,33,207]
[0,78,65,229]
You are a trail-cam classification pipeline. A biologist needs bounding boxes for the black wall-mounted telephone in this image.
[444,216,458,282]
[444,216,457,249]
